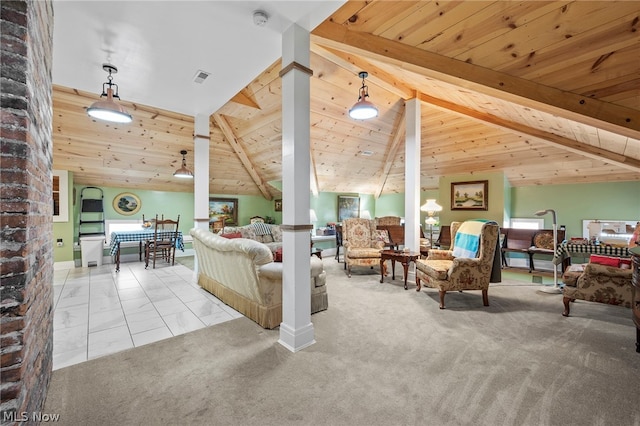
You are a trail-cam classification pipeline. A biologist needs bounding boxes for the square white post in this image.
[278,24,315,352]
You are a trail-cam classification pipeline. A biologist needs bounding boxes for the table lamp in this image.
[535,209,562,294]
[421,199,442,247]
[425,216,437,248]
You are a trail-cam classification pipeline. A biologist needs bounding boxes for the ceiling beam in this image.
[375,109,406,199]
[311,21,640,140]
[310,44,414,99]
[212,114,273,200]
[230,89,261,109]
[417,92,640,173]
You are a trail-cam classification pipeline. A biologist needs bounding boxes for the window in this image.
[510,218,544,230]
[105,220,142,246]
[52,170,69,222]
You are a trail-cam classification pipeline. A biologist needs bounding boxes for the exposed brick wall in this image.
[1,1,54,424]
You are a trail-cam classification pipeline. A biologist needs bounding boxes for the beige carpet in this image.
[44,260,640,425]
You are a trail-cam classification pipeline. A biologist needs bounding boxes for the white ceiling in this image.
[52,0,346,116]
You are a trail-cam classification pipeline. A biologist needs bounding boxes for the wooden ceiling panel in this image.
[52,1,639,198]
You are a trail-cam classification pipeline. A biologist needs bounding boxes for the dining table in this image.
[553,241,631,267]
[110,229,184,272]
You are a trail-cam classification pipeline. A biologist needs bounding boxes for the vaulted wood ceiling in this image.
[53,1,640,199]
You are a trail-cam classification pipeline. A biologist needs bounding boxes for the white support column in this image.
[278,23,315,352]
[193,113,210,231]
[193,114,210,276]
[404,98,421,251]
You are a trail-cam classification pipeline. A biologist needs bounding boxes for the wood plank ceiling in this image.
[52,1,640,198]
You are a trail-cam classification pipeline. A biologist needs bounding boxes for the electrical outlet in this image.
[56,238,63,247]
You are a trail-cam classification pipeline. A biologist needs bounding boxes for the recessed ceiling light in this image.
[193,70,210,84]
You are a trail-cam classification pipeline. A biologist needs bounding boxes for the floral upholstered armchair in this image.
[561,261,633,317]
[343,218,386,278]
[415,220,500,309]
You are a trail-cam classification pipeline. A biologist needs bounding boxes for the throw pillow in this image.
[589,254,619,267]
[273,247,283,262]
[374,229,390,244]
[619,258,632,269]
[221,232,242,239]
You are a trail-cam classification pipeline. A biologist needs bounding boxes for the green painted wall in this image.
[56,173,639,265]
[510,181,640,239]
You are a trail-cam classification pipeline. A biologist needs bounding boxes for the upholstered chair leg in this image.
[439,290,446,309]
[562,296,572,317]
[482,289,489,306]
[415,277,421,292]
[347,264,352,278]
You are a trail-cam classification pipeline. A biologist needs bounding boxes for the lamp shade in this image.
[173,150,193,178]
[87,64,132,124]
[348,71,378,120]
[420,199,443,214]
[87,88,133,124]
[309,209,318,222]
[349,98,378,120]
[425,216,437,225]
[360,210,371,220]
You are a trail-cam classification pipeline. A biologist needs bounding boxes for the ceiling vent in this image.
[193,70,210,84]
[361,150,374,156]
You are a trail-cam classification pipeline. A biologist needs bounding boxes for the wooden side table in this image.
[380,250,421,290]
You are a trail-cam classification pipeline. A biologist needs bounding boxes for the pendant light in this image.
[87,64,133,124]
[173,150,194,178]
[348,71,378,120]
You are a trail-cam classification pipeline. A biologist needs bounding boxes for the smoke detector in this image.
[253,10,268,26]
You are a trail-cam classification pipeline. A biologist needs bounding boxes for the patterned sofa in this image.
[190,228,327,329]
[218,223,282,253]
[561,261,633,317]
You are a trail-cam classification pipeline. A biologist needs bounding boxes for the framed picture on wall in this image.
[274,199,282,212]
[451,180,488,211]
[209,197,238,226]
[113,192,142,216]
[338,195,360,222]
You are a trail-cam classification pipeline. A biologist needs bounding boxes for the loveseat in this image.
[218,223,282,252]
[561,258,633,317]
[190,228,327,329]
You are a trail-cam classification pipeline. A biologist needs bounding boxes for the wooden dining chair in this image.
[145,214,180,269]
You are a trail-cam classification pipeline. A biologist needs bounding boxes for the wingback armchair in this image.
[343,218,386,278]
[415,221,500,309]
[561,262,633,317]
[375,216,402,226]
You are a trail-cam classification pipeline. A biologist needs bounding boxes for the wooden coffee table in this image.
[380,250,421,290]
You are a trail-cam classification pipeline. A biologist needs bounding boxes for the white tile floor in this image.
[52,258,242,370]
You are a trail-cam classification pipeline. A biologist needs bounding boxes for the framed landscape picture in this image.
[209,197,238,226]
[113,192,141,216]
[338,195,360,222]
[451,180,488,211]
